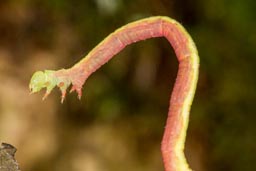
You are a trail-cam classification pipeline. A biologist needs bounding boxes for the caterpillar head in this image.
[29,70,71,102]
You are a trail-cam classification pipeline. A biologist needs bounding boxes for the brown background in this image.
[0,0,255,171]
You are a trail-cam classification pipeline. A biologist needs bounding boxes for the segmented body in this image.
[30,16,199,171]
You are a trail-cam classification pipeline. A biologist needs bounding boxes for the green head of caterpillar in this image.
[29,70,72,102]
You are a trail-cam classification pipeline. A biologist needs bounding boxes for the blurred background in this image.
[0,0,255,171]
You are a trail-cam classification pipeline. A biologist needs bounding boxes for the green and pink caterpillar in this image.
[29,16,199,171]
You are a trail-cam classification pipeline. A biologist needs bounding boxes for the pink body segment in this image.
[67,17,199,171]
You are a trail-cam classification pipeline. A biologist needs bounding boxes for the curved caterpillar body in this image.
[29,16,199,171]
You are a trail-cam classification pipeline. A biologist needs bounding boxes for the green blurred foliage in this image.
[0,0,255,171]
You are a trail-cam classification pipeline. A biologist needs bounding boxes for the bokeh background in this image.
[0,0,255,171]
